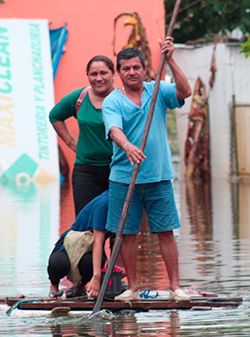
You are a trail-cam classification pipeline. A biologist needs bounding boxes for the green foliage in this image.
[165,0,250,43]
[240,36,250,57]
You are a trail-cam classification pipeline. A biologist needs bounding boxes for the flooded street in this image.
[1,175,250,336]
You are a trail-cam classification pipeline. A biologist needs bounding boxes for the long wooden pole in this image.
[91,0,182,315]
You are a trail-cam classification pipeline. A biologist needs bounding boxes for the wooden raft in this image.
[5,295,243,312]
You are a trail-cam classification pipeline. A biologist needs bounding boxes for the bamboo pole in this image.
[91,0,182,316]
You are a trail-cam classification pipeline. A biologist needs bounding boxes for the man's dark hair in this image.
[116,48,145,72]
[86,55,115,74]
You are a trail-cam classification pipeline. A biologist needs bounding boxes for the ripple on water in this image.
[1,179,250,336]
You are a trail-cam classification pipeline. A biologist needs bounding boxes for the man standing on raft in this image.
[103,36,192,301]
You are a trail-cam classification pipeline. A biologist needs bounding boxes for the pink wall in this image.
[1,0,165,226]
[1,0,165,97]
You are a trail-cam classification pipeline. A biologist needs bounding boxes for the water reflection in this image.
[4,307,250,336]
[59,180,75,234]
[0,181,60,296]
[236,178,250,239]
[0,176,250,336]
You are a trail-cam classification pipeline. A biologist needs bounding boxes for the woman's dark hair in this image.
[116,48,145,71]
[86,55,115,74]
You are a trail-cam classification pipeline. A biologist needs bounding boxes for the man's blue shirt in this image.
[103,81,184,184]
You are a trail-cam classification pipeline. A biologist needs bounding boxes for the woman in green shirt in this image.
[49,55,115,215]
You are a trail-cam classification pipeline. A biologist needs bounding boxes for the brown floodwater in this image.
[0,176,250,336]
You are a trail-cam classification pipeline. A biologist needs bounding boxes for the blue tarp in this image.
[49,24,68,78]
[49,24,69,183]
